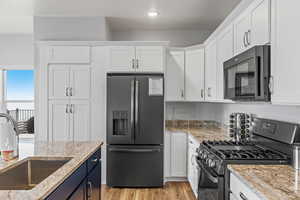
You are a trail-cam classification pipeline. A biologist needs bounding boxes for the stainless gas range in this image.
[196,117,300,200]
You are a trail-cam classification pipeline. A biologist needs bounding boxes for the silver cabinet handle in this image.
[247,30,251,46]
[201,89,204,98]
[70,104,74,114]
[87,181,93,199]
[181,89,184,98]
[136,59,139,69]
[132,59,135,69]
[208,87,212,97]
[269,76,274,94]
[239,192,248,200]
[66,104,69,113]
[243,32,247,47]
[66,87,69,96]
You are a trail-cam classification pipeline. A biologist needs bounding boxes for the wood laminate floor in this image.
[102,182,196,200]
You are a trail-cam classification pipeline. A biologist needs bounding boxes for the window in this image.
[5,70,34,110]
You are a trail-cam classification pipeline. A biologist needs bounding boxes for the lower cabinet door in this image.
[87,163,101,200]
[68,180,86,200]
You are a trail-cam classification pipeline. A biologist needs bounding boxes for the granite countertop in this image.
[165,120,230,143]
[0,141,103,200]
[229,165,300,200]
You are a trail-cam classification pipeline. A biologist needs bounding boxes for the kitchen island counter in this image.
[0,141,103,200]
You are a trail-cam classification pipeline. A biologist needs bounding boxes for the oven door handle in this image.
[196,158,219,184]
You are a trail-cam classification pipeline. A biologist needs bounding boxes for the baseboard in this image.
[164,177,188,182]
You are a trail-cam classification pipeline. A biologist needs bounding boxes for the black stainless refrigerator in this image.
[106,74,164,187]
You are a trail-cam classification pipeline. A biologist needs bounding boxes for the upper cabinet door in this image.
[69,65,91,100]
[49,46,90,64]
[48,100,70,142]
[216,25,234,101]
[166,50,185,101]
[271,0,300,104]
[70,100,90,141]
[48,65,70,100]
[205,40,217,101]
[135,46,164,72]
[234,13,251,55]
[108,46,136,72]
[251,0,270,46]
[185,48,205,101]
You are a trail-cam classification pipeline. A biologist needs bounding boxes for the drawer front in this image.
[230,172,261,200]
[46,163,87,200]
[49,46,90,63]
[87,148,101,172]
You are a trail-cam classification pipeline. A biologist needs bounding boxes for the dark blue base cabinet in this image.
[46,148,101,200]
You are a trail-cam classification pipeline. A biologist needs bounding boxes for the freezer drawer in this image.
[107,145,164,187]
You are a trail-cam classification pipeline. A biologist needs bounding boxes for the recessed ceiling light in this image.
[148,10,159,17]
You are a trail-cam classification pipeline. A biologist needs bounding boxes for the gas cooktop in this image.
[202,140,288,160]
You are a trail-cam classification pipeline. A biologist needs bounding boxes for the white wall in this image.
[111,29,212,47]
[0,34,33,66]
[34,16,111,41]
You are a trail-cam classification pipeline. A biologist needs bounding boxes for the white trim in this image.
[5,100,34,103]
[0,65,34,70]
[35,41,170,47]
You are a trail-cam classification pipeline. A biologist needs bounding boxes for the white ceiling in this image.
[0,0,241,33]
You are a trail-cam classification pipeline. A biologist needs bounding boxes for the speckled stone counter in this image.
[0,141,103,200]
[165,120,230,143]
[229,165,300,200]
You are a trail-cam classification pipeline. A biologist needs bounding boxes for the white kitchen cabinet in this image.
[251,0,270,46]
[165,131,187,178]
[49,65,91,100]
[108,46,136,72]
[69,66,91,100]
[271,0,300,104]
[70,100,90,141]
[48,46,90,64]
[234,0,270,55]
[234,13,251,55]
[48,100,70,142]
[49,100,90,142]
[187,135,200,198]
[166,50,185,101]
[170,132,187,177]
[48,65,70,100]
[216,25,234,100]
[107,46,164,73]
[205,40,217,101]
[230,172,261,200]
[185,49,205,101]
[136,46,164,72]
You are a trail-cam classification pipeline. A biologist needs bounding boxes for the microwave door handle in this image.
[255,56,263,99]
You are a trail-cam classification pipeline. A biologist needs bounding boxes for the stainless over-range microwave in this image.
[223,45,270,101]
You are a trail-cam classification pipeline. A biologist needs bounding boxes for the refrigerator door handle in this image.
[109,149,161,153]
[135,80,139,137]
[131,79,135,141]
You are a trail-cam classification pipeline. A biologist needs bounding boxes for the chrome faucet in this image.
[0,113,20,158]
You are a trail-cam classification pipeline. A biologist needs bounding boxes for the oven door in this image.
[197,158,224,200]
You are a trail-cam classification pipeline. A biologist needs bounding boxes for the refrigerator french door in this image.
[106,74,164,187]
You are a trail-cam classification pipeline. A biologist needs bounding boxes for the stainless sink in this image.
[0,157,72,190]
